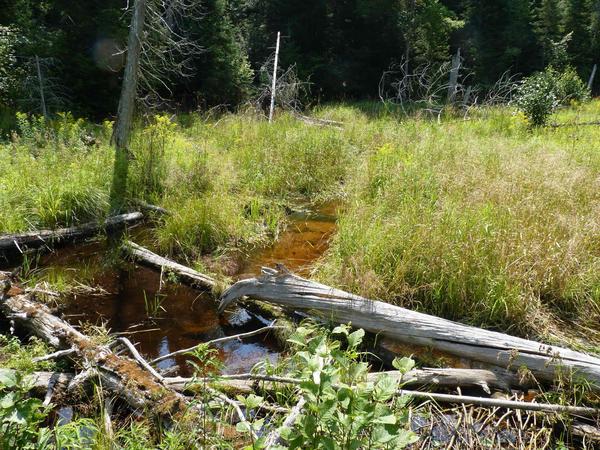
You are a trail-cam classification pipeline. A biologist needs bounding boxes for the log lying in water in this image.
[122,241,216,290]
[0,277,197,421]
[0,212,144,253]
[219,268,600,387]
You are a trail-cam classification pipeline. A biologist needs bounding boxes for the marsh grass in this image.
[317,101,600,343]
[0,114,111,232]
[3,103,600,343]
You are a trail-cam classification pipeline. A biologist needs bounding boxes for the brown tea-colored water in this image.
[9,202,338,376]
[237,202,338,278]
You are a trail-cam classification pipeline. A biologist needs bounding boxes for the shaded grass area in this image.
[317,101,600,345]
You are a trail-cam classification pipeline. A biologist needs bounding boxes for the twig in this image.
[207,386,258,441]
[114,328,161,336]
[150,324,283,364]
[117,337,164,382]
[33,348,76,363]
[264,396,306,449]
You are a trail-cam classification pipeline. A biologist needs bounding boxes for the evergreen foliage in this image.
[0,0,599,115]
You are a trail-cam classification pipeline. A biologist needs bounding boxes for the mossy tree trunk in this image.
[110,0,146,214]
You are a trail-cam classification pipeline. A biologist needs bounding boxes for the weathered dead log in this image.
[162,366,521,395]
[292,111,344,129]
[17,370,247,396]
[122,241,215,290]
[167,373,600,417]
[20,370,600,417]
[0,278,196,421]
[0,212,144,253]
[17,370,289,415]
[219,268,600,388]
[131,200,170,216]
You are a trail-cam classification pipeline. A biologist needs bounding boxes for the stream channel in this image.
[2,202,338,377]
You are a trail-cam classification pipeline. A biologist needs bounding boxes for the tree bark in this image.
[110,0,147,213]
[219,268,600,388]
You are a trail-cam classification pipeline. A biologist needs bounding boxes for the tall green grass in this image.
[0,114,112,232]
[3,103,600,343]
[127,112,355,259]
[317,101,600,341]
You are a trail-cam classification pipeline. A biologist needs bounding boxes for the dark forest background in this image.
[1,0,599,118]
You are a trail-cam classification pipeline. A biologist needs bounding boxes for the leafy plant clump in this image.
[515,70,560,127]
[555,67,590,104]
[515,66,590,126]
[234,323,418,449]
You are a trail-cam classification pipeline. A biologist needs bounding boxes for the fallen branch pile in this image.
[0,275,196,421]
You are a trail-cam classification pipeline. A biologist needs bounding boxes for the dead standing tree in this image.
[110,0,146,214]
[110,0,202,213]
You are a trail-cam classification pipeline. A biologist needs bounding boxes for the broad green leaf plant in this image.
[236,323,419,449]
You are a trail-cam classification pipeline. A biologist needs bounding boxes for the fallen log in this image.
[131,200,170,216]
[0,277,197,421]
[292,111,344,129]
[165,366,521,394]
[16,371,285,414]
[219,268,600,388]
[167,373,600,417]
[122,241,216,290]
[0,212,144,253]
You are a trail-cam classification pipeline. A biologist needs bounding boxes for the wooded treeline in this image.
[1,0,599,118]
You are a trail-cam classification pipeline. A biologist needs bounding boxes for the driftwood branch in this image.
[32,348,76,363]
[122,240,215,290]
[219,268,600,388]
[0,212,144,253]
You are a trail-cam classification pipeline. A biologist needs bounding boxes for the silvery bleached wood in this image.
[219,268,600,387]
[122,240,216,289]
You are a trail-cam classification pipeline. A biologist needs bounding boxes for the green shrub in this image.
[556,67,590,104]
[515,71,559,127]
[515,67,590,127]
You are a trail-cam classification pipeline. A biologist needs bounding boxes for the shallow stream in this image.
[3,202,338,376]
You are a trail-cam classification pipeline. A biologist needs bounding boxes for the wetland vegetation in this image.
[2,0,600,447]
